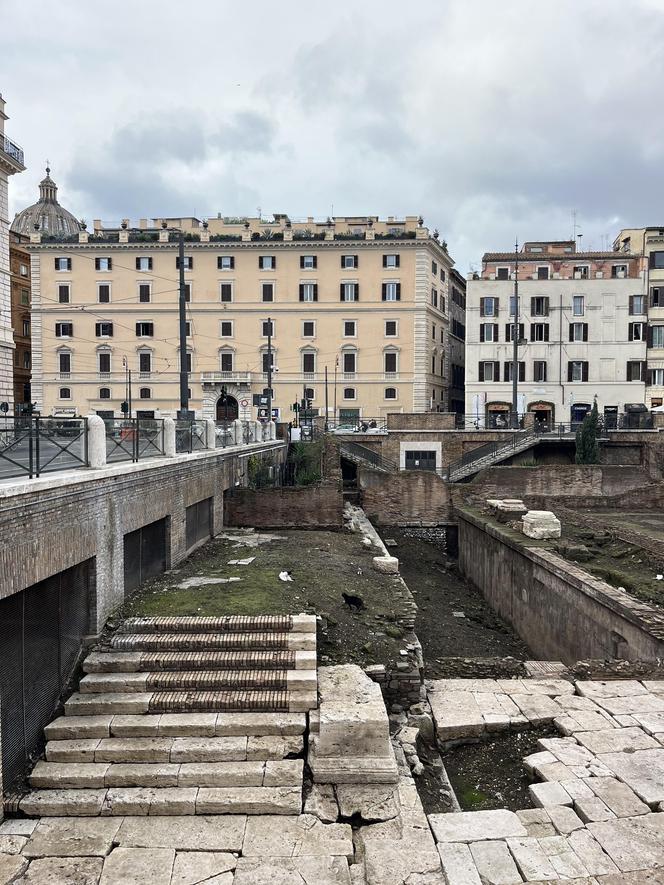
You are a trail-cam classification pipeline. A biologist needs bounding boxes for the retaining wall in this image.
[224,481,343,529]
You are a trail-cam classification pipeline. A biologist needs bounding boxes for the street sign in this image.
[240,399,249,407]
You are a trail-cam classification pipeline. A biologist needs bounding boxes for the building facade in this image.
[26,214,461,422]
[465,240,647,428]
[447,268,466,415]
[0,95,26,409]
[9,232,31,409]
[614,228,664,408]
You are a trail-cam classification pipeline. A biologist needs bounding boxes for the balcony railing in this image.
[1,134,24,166]
[200,371,252,384]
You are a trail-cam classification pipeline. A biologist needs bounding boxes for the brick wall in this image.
[224,481,343,529]
[386,412,456,430]
[359,468,453,525]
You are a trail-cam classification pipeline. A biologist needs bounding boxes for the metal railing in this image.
[104,418,165,463]
[0,415,88,479]
[325,417,388,433]
[175,419,207,453]
[446,431,537,480]
[214,420,235,447]
[2,134,24,166]
[339,440,399,472]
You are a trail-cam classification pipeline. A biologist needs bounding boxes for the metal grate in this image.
[149,689,290,712]
[140,650,296,671]
[113,631,290,651]
[123,518,167,595]
[145,670,288,690]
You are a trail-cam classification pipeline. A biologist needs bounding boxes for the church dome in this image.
[10,167,82,238]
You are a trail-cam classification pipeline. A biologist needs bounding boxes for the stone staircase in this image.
[14,614,317,818]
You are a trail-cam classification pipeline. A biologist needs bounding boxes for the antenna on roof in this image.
[571,209,578,243]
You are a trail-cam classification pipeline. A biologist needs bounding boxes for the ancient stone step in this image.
[82,649,316,673]
[45,711,306,742]
[110,631,316,652]
[29,758,303,789]
[64,689,317,716]
[78,669,317,694]
[117,614,316,634]
[45,734,303,764]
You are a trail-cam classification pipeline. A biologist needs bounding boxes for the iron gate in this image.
[0,561,90,793]
[185,497,212,551]
[123,518,167,594]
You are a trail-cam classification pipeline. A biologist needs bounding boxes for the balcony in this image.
[0,134,25,172]
[200,371,252,385]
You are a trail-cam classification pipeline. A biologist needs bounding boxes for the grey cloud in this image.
[214,111,276,154]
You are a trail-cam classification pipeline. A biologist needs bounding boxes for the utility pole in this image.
[266,317,273,424]
[333,356,338,424]
[177,230,190,419]
[511,240,520,429]
[324,366,329,432]
[128,369,132,420]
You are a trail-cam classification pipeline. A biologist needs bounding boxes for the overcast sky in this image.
[3,0,664,271]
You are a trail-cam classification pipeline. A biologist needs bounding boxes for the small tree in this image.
[575,401,600,464]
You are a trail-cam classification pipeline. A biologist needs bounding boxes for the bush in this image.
[575,401,600,464]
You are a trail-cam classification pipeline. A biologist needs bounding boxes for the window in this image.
[138,283,151,303]
[259,255,276,270]
[220,321,233,337]
[220,350,234,372]
[385,320,398,337]
[531,296,549,316]
[649,252,664,269]
[262,352,274,373]
[340,282,359,302]
[180,351,192,373]
[344,320,356,337]
[95,322,113,337]
[343,351,356,374]
[55,257,71,271]
[382,282,401,301]
[440,268,446,282]
[537,266,550,280]
[611,264,627,278]
[220,283,233,303]
[503,361,526,382]
[431,260,438,275]
[299,283,318,302]
[343,387,356,400]
[650,325,664,348]
[302,352,316,374]
[573,265,589,279]
[58,352,71,374]
[136,257,152,271]
[59,387,71,399]
[19,263,28,277]
[58,284,70,304]
[651,369,664,386]
[341,255,358,269]
[184,322,191,337]
[629,295,645,315]
[480,297,498,317]
[567,360,589,382]
[217,256,235,270]
[534,360,547,382]
[384,351,398,374]
[138,352,152,374]
[505,322,524,342]
[139,387,151,399]
[628,322,646,341]
[262,282,274,302]
[478,361,500,381]
[452,319,466,339]
[495,267,510,280]
[262,320,274,338]
[23,351,31,369]
[480,323,499,343]
[383,254,400,268]
[627,360,646,381]
[531,323,549,342]
[95,257,112,271]
[21,288,29,306]
[300,255,317,269]
[431,354,436,374]
[651,287,663,307]
[22,319,30,337]
[136,322,154,337]
[432,324,436,341]
[384,387,397,400]
[98,283,110,303]
[176,255,193,270]
[431,288,438,308]
[569,322,588,342]
[99,387,111,399]
[98,352,111,374]
[302,320,315,337]
[55,322,73,338]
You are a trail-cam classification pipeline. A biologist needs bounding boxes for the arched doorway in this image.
[528,401,555,431]
[216,394,238,422]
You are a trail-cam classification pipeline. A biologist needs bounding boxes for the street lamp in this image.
[161,222,192,420]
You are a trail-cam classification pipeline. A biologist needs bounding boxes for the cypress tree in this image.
[575,401,600,464]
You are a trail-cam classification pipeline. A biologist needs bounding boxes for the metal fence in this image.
[104,418,165,463]
[0,415,88,480]
[175,419,207,453]
[321,416,388,434]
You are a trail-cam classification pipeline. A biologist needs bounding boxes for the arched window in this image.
[59,387,71,399]
[139,388,151,399]
[384,387,397,400]
[99,387,111,399]
[343,387,356,400]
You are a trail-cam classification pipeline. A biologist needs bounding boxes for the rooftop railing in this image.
[1,134,24,166]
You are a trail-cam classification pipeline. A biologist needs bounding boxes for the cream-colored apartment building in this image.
[614,227,664,408]
[23,210,458,423]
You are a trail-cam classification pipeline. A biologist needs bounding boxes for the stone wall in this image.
[359,468,452,526]
[224,481,343,529]
[0,442,285,631]
[386,412,457,430]
[457,508,664,664]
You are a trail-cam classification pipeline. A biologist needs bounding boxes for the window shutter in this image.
[519,363,525,382]
[107,257,112,270]
[505,323,511,341]
[382,255,388,268]
[135,258,140,270]
[381,283,387,301]
[583,323,588,342]
[544,325,549,342]
[503,362,509,382]
[480,325,485,343]
[642,360,647,380]
[544,298,550,316]
[55,325,61,337]
[629,295,634,314]
[648,325,654,347]
[340,284,345,302]
[147,257,152,270]
[569,324,574,342]
[582,362,589,382]
[229,256,235,269]
[626,362,631,382]
[396,283,401,300]
[494,297,499,313]
[356,283,359,301]
[299,284,304,302]
[628,323,634,342]
[54,258,59,269]
[95,323,101,336]
[95,258,100,270]
[313,256,317,268]
[313,284,318,301]
[340,257,345,268]
[135,322,141,336]
[530,297,536,314]
[395,255,400,268]
[567,362,573,382]
[188,257,193,269]
[478,362,484,382]
[530,324,535,342]
[300,256,305,269]
[107,324,113,337]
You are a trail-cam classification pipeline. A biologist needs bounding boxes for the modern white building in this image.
[465,240,647,429]
[0,95,26,410]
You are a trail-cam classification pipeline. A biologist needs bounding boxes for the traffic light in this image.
[120,401,129,414]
